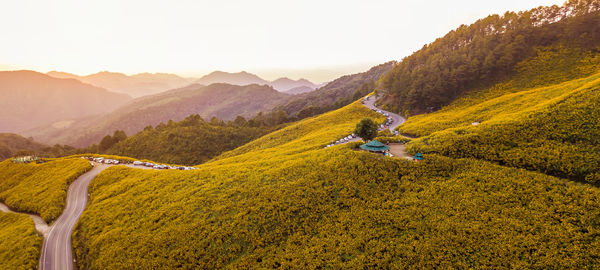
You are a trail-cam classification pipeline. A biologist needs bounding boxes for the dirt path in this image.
[0,202,51,237]
[388,143,413,160]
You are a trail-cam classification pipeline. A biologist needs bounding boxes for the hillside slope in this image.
[0,157,92,222]
[106,114,280,165]
[23,83,291,147]
[0,133,48,161]
[402,72,600,183]
[380,0,600,114]
[73,100,600,268]
[280,62,394,118]
[0,212,41,269]
[0,70,131,133]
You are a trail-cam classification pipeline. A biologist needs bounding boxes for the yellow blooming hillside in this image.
[0,157,92,222]
[402,72,600,183]
[73,100,600,268]
[0,212,42,270]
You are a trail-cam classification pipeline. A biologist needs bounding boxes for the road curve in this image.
[40,163,110,270]
[329,94,407,146]
[362,94,406,131]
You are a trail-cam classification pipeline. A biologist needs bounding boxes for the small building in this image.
[413,152,423,161]
[359,140,390,153]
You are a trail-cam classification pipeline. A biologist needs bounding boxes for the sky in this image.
[0,0,565,82]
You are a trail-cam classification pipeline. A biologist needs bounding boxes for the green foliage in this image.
[0,212,42,270]
[403,72,600,183]
[106,114,279,165]
[0,133,47,161]
[354,118,378,141]
[381,1,600,113]
[0,157,92,222]
[99,130,127,152]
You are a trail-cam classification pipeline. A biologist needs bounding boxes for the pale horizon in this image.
[1,0,564,82]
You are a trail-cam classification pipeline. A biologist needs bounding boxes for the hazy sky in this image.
[0,0,564,82]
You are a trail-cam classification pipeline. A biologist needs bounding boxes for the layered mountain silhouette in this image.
[196,71,319,93]
[47,71,194,97]
[0,70,131,133]
[22,83,291,147]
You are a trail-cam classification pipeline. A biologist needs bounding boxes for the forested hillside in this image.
[0,133,47,161]
[280,62,394,118]
[106,114,280,165]
[73,100,600,268]
[380,0,600,114]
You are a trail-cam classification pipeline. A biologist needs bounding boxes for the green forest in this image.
[106,114,280,165]
[380,0,600,114]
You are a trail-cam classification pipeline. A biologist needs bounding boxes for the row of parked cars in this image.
[132,160,195,170]
[90,157,120,164]
[326,133,358,148]
[371,108,400,135]
[83,157,196,170]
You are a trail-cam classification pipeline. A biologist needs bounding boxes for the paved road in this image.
[362,95,406,131]
[329,94,406,146]
[40,163,110,270]
[38,162,151,270]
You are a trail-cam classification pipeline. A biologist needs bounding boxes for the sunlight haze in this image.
[1,0,564,81]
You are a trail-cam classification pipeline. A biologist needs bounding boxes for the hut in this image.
[413,152,423,161]
[359,140,390,153]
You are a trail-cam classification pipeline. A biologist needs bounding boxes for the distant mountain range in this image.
[22,83,291,147]
[0,70,131,133]
[18,63,390,147]
[48,70,322,97]
[195,71,320,92]
[283,85,315,95]
[47,71,195,98]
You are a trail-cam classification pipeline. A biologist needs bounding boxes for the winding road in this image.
[1,96,407,269]
[329,94,406,146]
[362,95,406,131]
[1,161,149,270]
[40,163,109,270]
